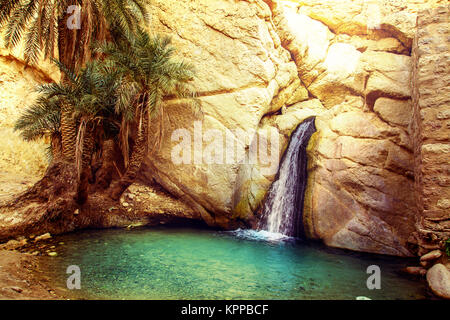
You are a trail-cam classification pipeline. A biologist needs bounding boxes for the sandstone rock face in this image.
[144,0,307,226]
[0,55,51,193]
[268,0,422,256]
[0,0,447,257]
[139,0,439,256]
[0,35,60,200]
[411,5,450,256]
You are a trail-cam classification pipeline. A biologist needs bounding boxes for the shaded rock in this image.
[421,250,442,262]
[403,266,427,276]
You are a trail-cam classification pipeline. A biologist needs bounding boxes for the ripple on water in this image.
[225,228,293,242]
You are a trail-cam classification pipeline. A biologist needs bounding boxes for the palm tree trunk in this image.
[58,12,80,162]
[76,123,95,204]
[96,138,116,190]
[108,114,148,200]
[60,108,77,162]
[50,133,63,161]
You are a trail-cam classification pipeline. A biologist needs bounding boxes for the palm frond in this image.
[4,0,40,49]
[96,28,198,156]
[14,96,61,141]
[0,0,21,27]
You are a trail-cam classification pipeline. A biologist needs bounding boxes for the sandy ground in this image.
[0,173,39,205]
[0,172,68,300]
[0,250,68,300]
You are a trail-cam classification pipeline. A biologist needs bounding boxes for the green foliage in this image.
[94,28,198,163]
[14,58,121,150]
[96,27,198,121]
[14,19,197,175]
[0,0,149,65]
[14,95,61,141]
[49,58,121,121]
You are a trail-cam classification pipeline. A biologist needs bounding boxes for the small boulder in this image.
[426,264,450,299]
[420,250,442,262]
[403,266,427,276]
[34,233,51,242]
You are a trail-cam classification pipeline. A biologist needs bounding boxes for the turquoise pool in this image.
[47,227,428,300]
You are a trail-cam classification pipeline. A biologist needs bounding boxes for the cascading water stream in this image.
[258,117,316,238]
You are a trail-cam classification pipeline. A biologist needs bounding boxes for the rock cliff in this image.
[0,0,448,257]
[411,5,450,256]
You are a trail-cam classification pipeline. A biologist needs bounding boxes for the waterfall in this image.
[258,117,316,238]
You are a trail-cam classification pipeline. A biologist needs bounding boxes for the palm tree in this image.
[16,58,122,203]
[0,0,149,162]
[14,94,62,160]
[54,59,121,203]
[97,28,198,200]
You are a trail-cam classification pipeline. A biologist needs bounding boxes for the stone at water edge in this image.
[404,266,427,276]
[34,233,51,242]
[420,250,442,262]
[426,264,450,299]
[0,238,27,250]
